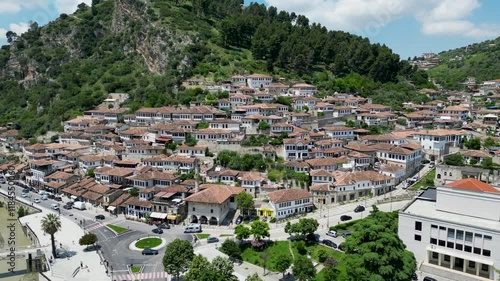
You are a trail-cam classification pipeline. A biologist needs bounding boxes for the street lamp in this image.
[110,266,113,280]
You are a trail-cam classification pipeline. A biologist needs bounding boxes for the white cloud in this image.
[265,0,500,39]
[0,28,7,41]
[55,0,92,15]
[9,22,31,36]
[0,0,50,14]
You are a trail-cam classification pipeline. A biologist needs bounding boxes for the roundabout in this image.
[129,236,167,251]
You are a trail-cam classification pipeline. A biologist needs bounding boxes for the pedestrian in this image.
[80,261,83,268]
[72,240,75,245]
[60,243,62,248]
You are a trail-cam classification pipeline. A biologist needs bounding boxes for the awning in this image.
[167,215,177,221]
[107,206,116,212]
[150,212,168,219]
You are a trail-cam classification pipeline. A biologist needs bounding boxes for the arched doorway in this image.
[191,215,198,223]
[199,216,208,224]
[209,217,218,225]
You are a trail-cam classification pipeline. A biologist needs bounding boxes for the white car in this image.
[21,193,28,197]
[326,230,338,237]
[33,198,41,203]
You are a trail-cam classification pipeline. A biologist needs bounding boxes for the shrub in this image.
[317,249,328,262]
[296,240,307,255]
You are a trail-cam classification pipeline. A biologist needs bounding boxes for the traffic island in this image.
[128,236,167,251]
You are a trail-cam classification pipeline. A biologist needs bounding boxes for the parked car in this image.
[207,237,219,243]
[95,214,105,220]
[423,277,437,281]
[21,193,28,198]
[412,273,418,280]
[338,243,344,251]
[48,194,55,199]
[429,162,435,168]
[141,248,158,255]
[51,204,60,210]
[152,228,163,234]
[342,231,352,238]
[22,188,30,193]
[33,198,41,203]
[158,224,170,229]
[235,215,243,225]
[54,197,62,202]
[326,230,338,237]
[66,201,74,206]
[63,205,72,210]
[306,233,320,243]
[421,159,430,164]
[322,239,337,249]
[340,215,352,221]
[354,205,365,213]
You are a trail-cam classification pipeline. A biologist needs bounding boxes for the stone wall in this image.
[435,165,500,185]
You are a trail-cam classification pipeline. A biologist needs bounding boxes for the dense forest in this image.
[428,37,500,90]
[0,0,433,137]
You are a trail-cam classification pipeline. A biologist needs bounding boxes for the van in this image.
[184,224,202,233]
[51,204,59,210]
[73,202,86,210]
[41,195,48,200]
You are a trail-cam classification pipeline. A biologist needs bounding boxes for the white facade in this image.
[399,184,500,281]
[247,75,272,89]
[270,196,313,219]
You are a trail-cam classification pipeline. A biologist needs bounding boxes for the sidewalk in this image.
[18,204,109,281]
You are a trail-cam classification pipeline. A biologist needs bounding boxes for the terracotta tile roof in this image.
[185,185,244,204]
[268,189,312,204]
[379,164,405,173]
[333,171,393,186]
[445,178,500,193]
[458,150,492,158]
[109,193,132,207]
[343,143,378,152]
[412,129,469,136]
[306,156,349,167]
[123,196,152,208]
[284,161,310,168]
[239,172,266,182]
[310,169,334,177]
[348,151,371,158]
[44,171,76,180]
[132,171,180,181]
[309,184,331,191]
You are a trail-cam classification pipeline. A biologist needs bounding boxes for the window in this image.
[431,224,438,229]
[432,252,439,259]
[447,242,454,249]
[484,235,492,240]
[464,245,472,252]
[474,247,481,255]
[430,238,437,245]
[192,207,195,211]
[465,232,473,242]
[481,264,489,272]
[455,244,463,251]
[210,209,213,213]
[475,233,482,239]
[414,234,421,241]
[415,221,422,231]
[444,255,450,262]
[447,228,455,238]
[456,230,464,240]
[439,226,446,230]
[438,240,446,246]
[469,261,476,269]
[483,249,491,257]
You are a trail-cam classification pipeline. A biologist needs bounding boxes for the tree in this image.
[483,137,499,149]
[343,208,416,281]
[234,224,251,241]
[445,154,465,166]
[86,168,95,177]
[236,192,255,215]
[17,206,28,218]
[396,118,407,126]
[50,134,59,143]
[245,273,263,281]
[185,255,237,281]
[79,233,98,250]
[258,121,270,131]
[220,239,241,259]
[481,157,494,169]
[284,218,318,239]
[165,140,178,151]
[41,214,61,259]
[292,256,316,281]
[470,158,478,165]
[210,256,238,281]
[129,187,139,196]
[250,220,270,242]
[185,133,198,146]
[323,266,340,281]
[273,253,292,278]
[465,137,481,150]
[163,239,194,280]
[196,122,209,129]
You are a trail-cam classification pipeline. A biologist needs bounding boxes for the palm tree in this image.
[41,213,61,259]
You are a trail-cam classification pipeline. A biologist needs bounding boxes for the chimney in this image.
[194,158,200,193]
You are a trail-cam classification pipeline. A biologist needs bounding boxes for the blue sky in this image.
[1,0,499,59]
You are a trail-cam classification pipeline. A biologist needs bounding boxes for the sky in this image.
[0,0,499,59]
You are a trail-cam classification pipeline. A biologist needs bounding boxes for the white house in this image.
[398,178,500,281]
[412,129,472,159]
[322,126,354,139]
[246,74,272,89]
[290,83,317,97]
[283,138,312,161]
[185,184,244,225]
[268,189,314,219]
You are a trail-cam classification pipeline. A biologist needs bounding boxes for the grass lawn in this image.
[410,169,436,191]
[135,238,162,249]
[196,233,210,239]
[130,266,141,273]
[238,240,346,277]
[107,224,128,234]
[220,234,234,237]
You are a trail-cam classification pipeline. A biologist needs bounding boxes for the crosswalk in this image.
[113,271,168,280]
[85,217,123,232]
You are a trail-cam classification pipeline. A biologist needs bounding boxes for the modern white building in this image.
[399,178,500,281]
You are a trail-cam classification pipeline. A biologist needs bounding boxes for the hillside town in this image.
[2,73,500,281]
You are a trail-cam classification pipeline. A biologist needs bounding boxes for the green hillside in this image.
[428,37,500,90]
[0,0,431,137]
